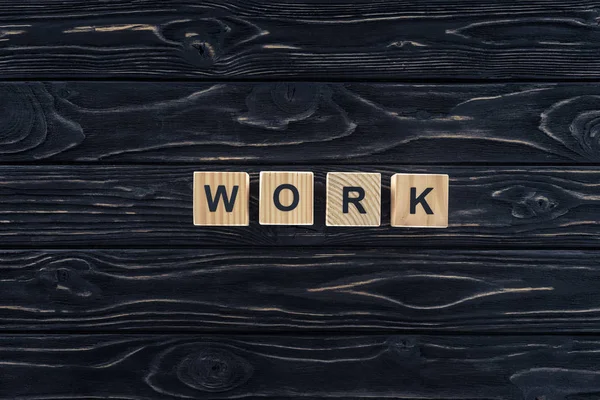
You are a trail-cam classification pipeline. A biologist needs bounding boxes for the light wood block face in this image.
[391,173,449,228]
[193,172,249,226]
[326,172,381,227]
[259,172,314,225]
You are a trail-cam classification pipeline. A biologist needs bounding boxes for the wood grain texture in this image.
[3,334,600,399]
[5,82,600,163]
[0,165,597,247]
[2,249,600,332]
[193,172,249,226]
[0,1,600,79]
[259,171,314,226]
[391,174,449,228]
[326,172,381,227]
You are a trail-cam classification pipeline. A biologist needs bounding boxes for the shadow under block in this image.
[259,172,314,225]
[326,172,381,227]
[391,174,449,228]
[193,172,249,226]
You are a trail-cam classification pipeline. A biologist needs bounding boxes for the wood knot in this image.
[183,36,217,67]
[0,83,83,159]
[492,185,568,220]
[36,258,98,299]
[177,348,253,392]
[270,83,320,115]
[386,337,420,360]
[162,19,229,67]
[162,17,265,69]
[237,83,331,130]
[541,95,600,160]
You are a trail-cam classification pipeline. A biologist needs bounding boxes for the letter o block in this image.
[259,171,314,225]
[391,173,449,228]
[193,172,250,226]
[326,172,381,226]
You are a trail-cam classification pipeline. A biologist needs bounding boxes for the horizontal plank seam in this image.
[2,162,600,167]
[4,77,600,84]
[2,330,600,336]
[1,163,600,168]
[0,245,600,254]
[0,245,596,251]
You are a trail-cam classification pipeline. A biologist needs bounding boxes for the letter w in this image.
[204,185,239,212]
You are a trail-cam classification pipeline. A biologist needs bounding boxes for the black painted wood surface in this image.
[2,249,599,333]
[3,334,599,400]
[2,1,600,397]
[0,1,600,80]
[0,165,596,247]
[4,82,600,163]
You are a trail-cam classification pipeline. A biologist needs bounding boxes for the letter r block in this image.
[391,173,449,228]
[259,171,314,225]
[193,172,249,226]
[326,172,381,226]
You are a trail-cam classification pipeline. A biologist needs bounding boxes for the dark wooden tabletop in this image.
[2,1,600,399]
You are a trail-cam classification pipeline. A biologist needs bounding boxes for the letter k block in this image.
[391,173,449,228]
[193,172,249,226]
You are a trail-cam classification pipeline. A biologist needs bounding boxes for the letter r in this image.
[342,187,367,214]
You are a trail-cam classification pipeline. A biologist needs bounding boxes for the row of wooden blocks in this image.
[193,172,449,227]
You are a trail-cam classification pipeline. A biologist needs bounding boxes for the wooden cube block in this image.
[193,172,249,226]
[259,171,314,225]
[326,172,381,227]
[391,173,449,228]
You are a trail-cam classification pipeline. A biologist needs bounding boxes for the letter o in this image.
[273,184,300,212]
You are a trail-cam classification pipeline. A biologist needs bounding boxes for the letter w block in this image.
[193,172,249,226]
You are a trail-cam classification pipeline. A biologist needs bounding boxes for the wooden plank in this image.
[0,165,597,247]
[0,1,600,79]
[1,249,599,332]
[3,81,600,163]
[2,334,599,399]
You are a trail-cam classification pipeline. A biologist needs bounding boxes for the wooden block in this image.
[326,172,381,227]
[193,172,249,226]
[391,173,449,228]
[259,171,314,225]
